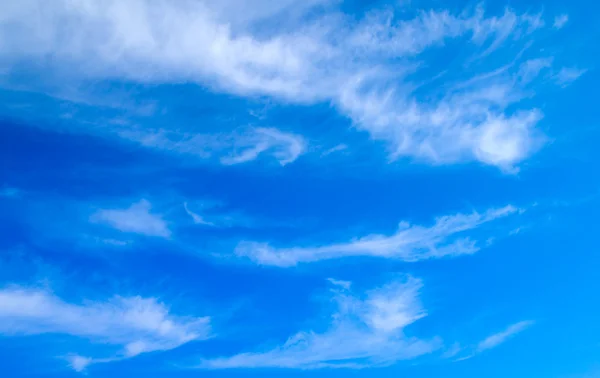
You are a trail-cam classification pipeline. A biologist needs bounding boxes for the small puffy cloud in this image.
[90,199,170,238]
[201,276,439,369]
[0,286,211,371]
[236,205,519,267]
[66,355,94,372]
[553,14,569,29]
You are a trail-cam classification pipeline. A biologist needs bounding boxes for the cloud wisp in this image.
[453,320,534,361]
[90,199,171,238]
[0,286,211,371]
[201,276,439,369]
[235,205,519,267]
[553,14,569,29]
[119,127,306,166]
[475,320,534,353]
[0,1,576,170]
[184,202,215,226]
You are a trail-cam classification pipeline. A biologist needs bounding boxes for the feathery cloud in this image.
[453,320,534,361]
[201,276,439,369]
[119,127,306,166]
[0,1,573,169]
[183,202,215,226]
[0,286,211,371]
[236,206,519,266]
[475,320,534,353]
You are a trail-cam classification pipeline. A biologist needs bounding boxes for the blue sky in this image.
[1,0,599,377]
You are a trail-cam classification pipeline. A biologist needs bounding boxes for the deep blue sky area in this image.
[1,1,599,377]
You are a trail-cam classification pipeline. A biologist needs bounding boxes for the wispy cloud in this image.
[453,320,534,361]
[553,67,586,87]
[518,58,553,84]
[220,128,306,166]
[0,286,211,371]
[0,1,575,169]
[235,205,519,266]
[183,202,215,226]
[201,276,439,369]
[90,199,171,238]
[553,14,569,29]
[320,144,348,157]
[326,278,352,290]
[475,320,534,353]
[119,127,306,166]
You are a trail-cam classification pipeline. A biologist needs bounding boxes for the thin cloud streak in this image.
[476,320,534,353]
[236,205,519,266]
[119,127,306,166]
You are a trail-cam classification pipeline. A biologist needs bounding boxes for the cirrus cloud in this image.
[0,1,576,170]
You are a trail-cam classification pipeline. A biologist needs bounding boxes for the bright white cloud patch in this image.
[0,286,211,370]
[236,206,519,266]
[0,1,575,169]
[90,199,170,238]
[201,276,439,369]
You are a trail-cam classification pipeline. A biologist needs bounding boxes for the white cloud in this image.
[236,205,519,266]
[452,320,534,361]
[201,276,439,369]
[320,144,348,157]
[476,320,534,353]
[67,355,94,372]
[220,128,306,166]
[518,58,553,84]
[119,127,306,166]
[326,278,352,290]
[553,67,586,87]
[0,1,565,170]
[90,199,171,238]
[441,342,462,359]
[338,77,545,171]
[184,202,214,226]
[553,14,569,29]
[0,286,211,371]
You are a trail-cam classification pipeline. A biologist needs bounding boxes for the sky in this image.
[0,0,599,377]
